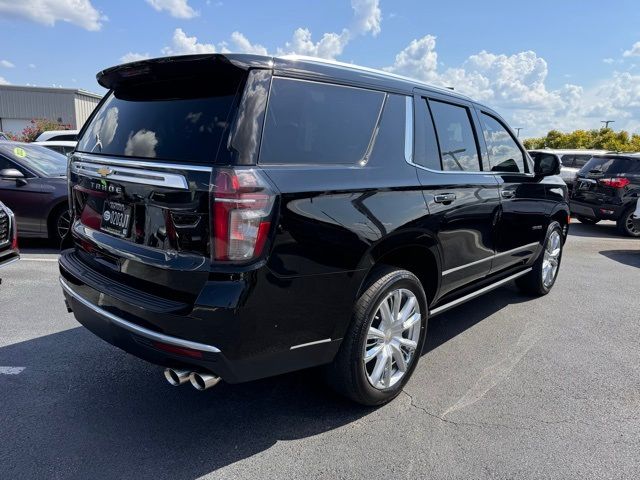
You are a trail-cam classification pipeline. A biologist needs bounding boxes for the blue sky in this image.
[0,0,639,136]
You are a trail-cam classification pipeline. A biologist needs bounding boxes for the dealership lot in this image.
[0,222,638,479]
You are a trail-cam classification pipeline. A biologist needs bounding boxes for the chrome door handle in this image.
[501,190,516,199]
[434,193,457,203]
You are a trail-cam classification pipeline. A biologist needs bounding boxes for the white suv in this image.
[528,149,611,189]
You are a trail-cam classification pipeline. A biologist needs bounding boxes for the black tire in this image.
[516,221,564,296]
[616,208,640,237]
[326,266,428,406]
[576,216,599,225]
[49,206,71,246]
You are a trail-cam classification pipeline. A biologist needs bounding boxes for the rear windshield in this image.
[77,77,241,163]
[579,156,640,175]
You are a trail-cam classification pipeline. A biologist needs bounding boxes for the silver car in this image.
[528,149,611,189]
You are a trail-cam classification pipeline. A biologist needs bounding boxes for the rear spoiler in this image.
[96,54,273,90]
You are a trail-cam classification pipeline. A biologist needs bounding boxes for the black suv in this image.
[59,54,569,405]
[571,153,640,236]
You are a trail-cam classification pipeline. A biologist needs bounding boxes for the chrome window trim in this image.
[73,152,213,173]
[441,241,540,276]
[60,277,222,353]
[403,95,535,177]
[404,96,413,164]
[71,160,189,190]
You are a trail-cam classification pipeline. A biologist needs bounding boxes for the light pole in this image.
[601,120,615,129]
[515,127,523,137]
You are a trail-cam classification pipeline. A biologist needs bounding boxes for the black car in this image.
[571,153,640,237]
[0,200,19,268]
[59,54,569,405]
[0,142,71,243]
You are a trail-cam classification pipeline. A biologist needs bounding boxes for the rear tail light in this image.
[210,168,276,262]
[598,177,630,188]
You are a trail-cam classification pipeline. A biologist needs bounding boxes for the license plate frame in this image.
[100,200,132,238]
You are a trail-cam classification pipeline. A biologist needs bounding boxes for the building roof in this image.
[0,84,103,100]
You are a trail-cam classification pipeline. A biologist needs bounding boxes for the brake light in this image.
[210,168,276,262]
[598,177,630,188]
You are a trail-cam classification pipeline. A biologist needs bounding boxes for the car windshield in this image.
[0,143,67,176]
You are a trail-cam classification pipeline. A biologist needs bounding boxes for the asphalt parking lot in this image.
[1,221,638,479]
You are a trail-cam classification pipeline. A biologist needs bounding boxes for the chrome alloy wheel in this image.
[542,230,561,288]
[57,210,71,240]
[363,288,421,390]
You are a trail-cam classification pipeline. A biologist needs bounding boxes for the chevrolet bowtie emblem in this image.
[97,167,113,177]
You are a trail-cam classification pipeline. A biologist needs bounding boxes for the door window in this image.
[429,100,481,171]
[480,113,526,173]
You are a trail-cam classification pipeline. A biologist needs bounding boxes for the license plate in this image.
[101,201,132,237]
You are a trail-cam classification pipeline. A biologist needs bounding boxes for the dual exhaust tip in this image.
[164,368,221,391]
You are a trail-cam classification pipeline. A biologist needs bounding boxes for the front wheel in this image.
[516,222,564,296]
[326,267,428,406]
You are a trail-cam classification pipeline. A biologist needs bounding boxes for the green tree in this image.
[522,128,640,152]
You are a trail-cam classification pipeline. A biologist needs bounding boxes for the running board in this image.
[429,268,532,317]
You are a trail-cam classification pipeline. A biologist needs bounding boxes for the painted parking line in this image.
[0,367,25,375]
[20,258,59,262]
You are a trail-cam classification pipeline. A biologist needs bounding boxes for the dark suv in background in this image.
[571,153,640,236]
[59,54,569,405]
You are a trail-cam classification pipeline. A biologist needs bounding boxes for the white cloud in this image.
[161,28,216,55]
[0,76,9,85]
[0,0,104,31]
[0,60,15,68]
[623,41,640,57]
[351,0,381,36]
[228,31,268,55]
[120,52,151,63]
[28,63,36,69]
[386,35,640,136]
[279,27,350,59]
[603,58,615,64]
[146,0,198,19]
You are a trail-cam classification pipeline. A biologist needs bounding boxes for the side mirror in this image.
[0,168,27,186]
[533,153,561,177]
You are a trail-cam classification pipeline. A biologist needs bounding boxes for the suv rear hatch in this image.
[67,55,272,303]
[573,155,638,206]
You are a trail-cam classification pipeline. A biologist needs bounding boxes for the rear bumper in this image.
[570,200,625,220]
[59,249,343,383]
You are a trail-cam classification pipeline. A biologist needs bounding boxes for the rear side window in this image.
[572,155,592,168]
[480,112,525,173]
[580,156,640,174]
[559,155,574,167]
[429,100,480,171]
[77,77,241,163]
[259,78,384,165]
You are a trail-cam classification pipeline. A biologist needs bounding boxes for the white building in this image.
[0,85,102,135]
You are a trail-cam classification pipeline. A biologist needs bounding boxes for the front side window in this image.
[259,78,385,165]
[480,113,525,173]
[429,100,481,171]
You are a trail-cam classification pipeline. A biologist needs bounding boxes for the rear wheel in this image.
[327,267,428,406]
[617,208,640,237]
[516,222,563,296]
[576,216,599,225]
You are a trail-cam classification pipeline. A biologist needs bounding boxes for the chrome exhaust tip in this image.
[164,368,191,386]
[189,372,221,391]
